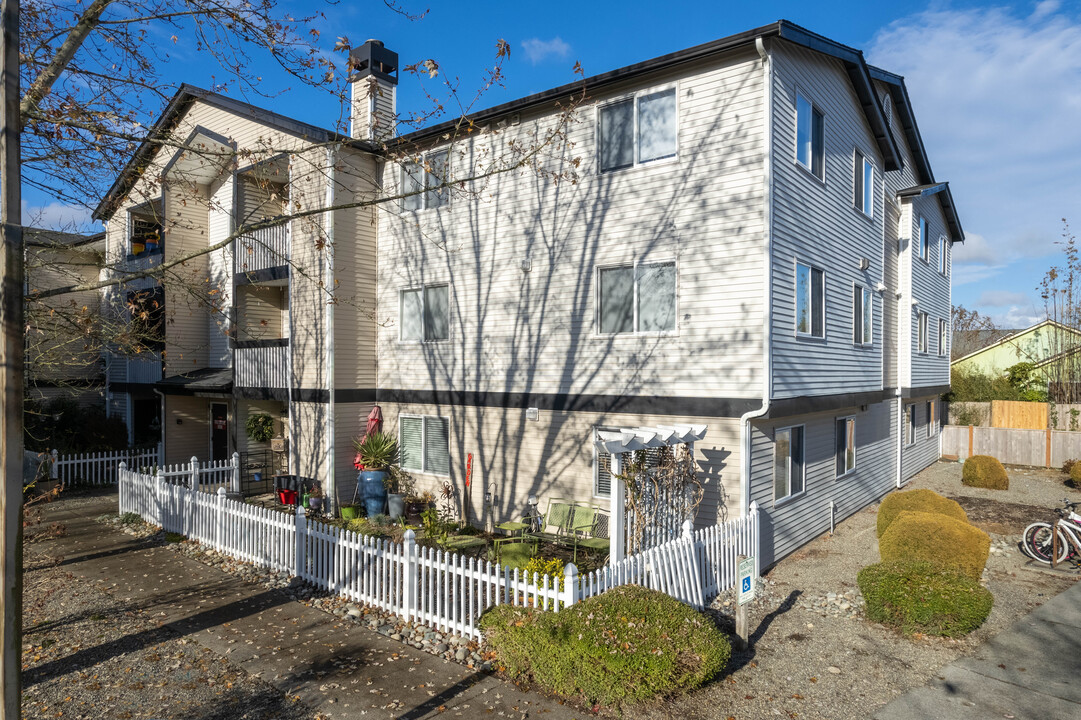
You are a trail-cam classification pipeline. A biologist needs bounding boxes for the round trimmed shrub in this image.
[876,489,969,538]
[1070,462,1081,488]
[479,585,730,707]
[962,455,1009,490]
[858,560,993,637]
[879,511,990,580]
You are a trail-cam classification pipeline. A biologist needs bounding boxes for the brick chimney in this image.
[349,39,398,142]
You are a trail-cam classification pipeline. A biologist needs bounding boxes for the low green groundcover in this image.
[858,560,993,637]
[479,584,730,707]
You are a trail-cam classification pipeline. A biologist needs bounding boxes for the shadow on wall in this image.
[380,65,762,528]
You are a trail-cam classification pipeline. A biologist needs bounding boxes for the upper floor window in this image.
[598,261,676,334]
[774,425,805,502]
[853,151,873,217]
[796,261,825,338]
[939,235,948,275]
[400,415,450,475]
[835,416,856,478]
[598,86,677,173]
[401,150,449,211]
[128,202,163,258]
[796,92,825,180]
[918,310,928,353]
[918,216,929,261]
[939,318,948,357]
[853,285,872,345]
[400,284,449,342]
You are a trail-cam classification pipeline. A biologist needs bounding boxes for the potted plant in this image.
[353,431,399,518]
[340,503,360,520]
[308,482,324,513]
[386,466,415,521]
[406,490,434,524]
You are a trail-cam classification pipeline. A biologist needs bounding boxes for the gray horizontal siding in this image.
[769,40,884,399]
[749,398,897,567]
[909,201,951,388]
[901,394,942,481]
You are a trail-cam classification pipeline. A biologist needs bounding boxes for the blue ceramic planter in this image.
[360,470,388,517]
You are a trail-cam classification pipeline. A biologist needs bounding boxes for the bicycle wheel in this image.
[1022,522,1072,564]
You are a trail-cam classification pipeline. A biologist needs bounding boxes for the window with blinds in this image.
[594,429,665,498]
[399,415,450,475]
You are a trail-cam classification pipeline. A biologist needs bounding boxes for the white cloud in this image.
[990,305,1044,329]
[868,5,1081,266]
[520,37,572,66]
[21,200,98,231]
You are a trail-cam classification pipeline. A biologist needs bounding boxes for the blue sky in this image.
[25,0,1081,328]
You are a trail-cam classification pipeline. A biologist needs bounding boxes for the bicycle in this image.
[1021,498,1081,566]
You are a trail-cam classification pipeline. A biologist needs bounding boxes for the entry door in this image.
[211,403,229,462]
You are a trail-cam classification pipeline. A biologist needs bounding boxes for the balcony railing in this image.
[235,340,289,389]
[236,224,289,274]
[127,351,163,384]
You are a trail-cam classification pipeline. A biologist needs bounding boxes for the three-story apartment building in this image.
[96,21,961,567]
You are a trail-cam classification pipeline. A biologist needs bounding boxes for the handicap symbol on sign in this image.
[742,576,751,593]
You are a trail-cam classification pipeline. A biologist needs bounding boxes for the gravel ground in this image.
[632,460,1081,720]
[22,496,318,720]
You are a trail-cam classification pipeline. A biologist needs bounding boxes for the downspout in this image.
[740,36,774,517]
[894,195,904,489]
[324,146,340,513]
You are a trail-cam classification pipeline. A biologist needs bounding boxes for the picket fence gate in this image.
[118,466,759,639]
[51,447,160,486]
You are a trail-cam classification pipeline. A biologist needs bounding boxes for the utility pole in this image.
[0,0,21,716]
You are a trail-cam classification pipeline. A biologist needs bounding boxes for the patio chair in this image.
[525,499,577,546]
[573,506,610,565]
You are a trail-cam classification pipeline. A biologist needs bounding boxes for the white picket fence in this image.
[50,447,160,486]
[118,466,759,639]
[155,455,241,494]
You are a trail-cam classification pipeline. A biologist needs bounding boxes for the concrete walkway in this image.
[34,492,582,720]
[876,577,1081,720]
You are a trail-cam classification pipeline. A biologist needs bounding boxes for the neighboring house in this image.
[24,229,106,407]
[951,319,1081,378]
[94,20,961,568]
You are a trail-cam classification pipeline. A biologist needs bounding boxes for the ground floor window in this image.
[594,427,664,498]
[399,415,450,475]
[773,425,805,502]
[905,403,916,446]
[926,400,936,437]
[835,416,855,477]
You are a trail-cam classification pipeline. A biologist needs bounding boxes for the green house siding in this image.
[953,322,1081,377]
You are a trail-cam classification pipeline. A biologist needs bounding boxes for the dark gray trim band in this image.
[234,266,289,285]
[765,389,895,419]
[902,384,950,399]
[376,388,758,418]
[235,387,289,402]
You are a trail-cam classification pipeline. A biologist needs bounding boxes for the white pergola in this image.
[594,424,707,562]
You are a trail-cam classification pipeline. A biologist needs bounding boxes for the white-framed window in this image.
[795,92,825,180]
[926,401,937,438]
[918,310,928,353]
[598,85,677,173]
[853,150,873,217]
[128,202,163,258]
[939,318,948,357]
[853,285,872,346]
[835,416,856,478]
[401,149,450,211]
[939,235,948,275]
[399,415,450,475]
[796,261,825,338]
[918,216,929,262]
[399,284,449,342]
[774,425,805,502]
[905,403,916,446]
[597,261,676,334]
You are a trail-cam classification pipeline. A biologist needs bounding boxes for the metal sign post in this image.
[735,554,755,650]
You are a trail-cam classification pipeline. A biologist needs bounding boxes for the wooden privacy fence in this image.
[51,447,160,486]
[942,425,1081,467]
[991,401,1048,430]
[118,465,759,639]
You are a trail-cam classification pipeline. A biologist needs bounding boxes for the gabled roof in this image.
[951,319,1081,366]
[867,65,965,243]
[24,228,105,249]
[399,20,903,171]
[93,85,378,222]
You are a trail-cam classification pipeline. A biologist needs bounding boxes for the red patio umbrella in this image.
[353,405,383,470]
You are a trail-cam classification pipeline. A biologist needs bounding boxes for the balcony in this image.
[235,339,289,389]
[236,224,289,275]
[127,351,163,384]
